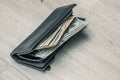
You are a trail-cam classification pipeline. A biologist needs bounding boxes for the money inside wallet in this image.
[34,16,87,59]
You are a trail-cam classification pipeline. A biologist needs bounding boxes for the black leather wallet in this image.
[11,4,87,71]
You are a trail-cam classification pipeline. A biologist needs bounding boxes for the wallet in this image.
[10,4,87,71]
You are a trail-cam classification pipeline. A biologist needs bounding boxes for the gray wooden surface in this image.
[0,0,120,80]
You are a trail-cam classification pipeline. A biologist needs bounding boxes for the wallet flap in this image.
[11,4,77,55]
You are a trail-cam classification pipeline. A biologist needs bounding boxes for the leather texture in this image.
[10,4,86,71]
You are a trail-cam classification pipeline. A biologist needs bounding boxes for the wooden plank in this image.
[0,59,30,80]
[0,0,120,80]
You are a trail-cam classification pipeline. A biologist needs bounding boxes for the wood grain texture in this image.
[0,0,120,80]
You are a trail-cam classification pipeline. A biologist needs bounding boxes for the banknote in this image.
[35,17,87,58]
[35,16,75,49]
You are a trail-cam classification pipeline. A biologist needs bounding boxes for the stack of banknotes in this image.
[34,16,87,59]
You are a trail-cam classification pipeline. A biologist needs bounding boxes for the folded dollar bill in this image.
[35,16,75,49]
[35,17,87,58]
